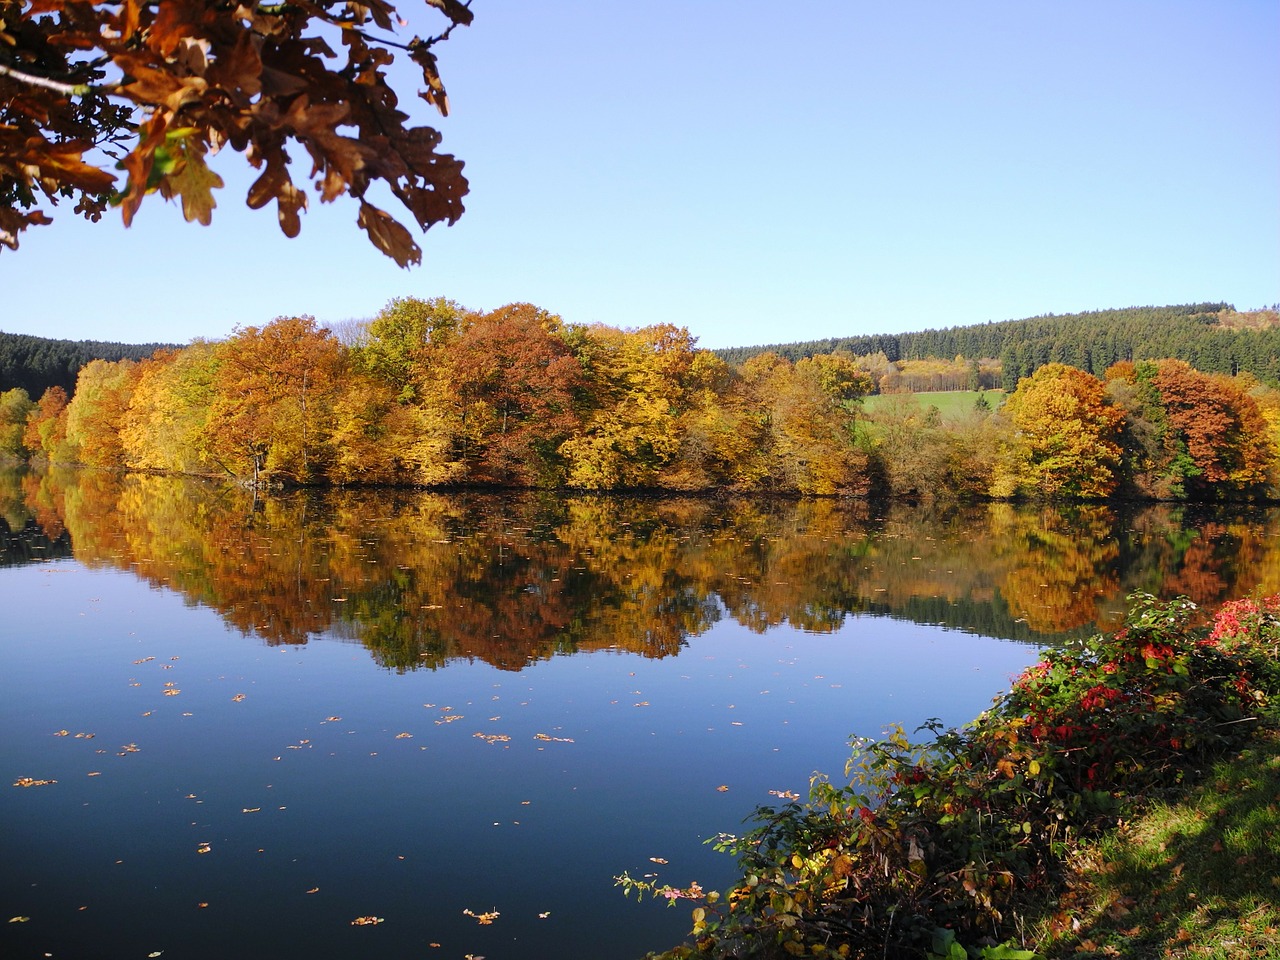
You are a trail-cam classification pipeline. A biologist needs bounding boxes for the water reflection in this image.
[4,467,1279,666]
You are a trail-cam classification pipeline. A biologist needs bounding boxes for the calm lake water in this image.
[3,468,1278,960]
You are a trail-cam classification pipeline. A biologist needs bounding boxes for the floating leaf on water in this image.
[394,732,413,739]
[435,715,463,725]
[634,701,650,707]
[538,911,550,919]
[649,857,668,864]
[134,657,155,664]
[242,807,261,814]
[9,916,31,922]
[716,785,729,792]
[13,777,57,788]
[196,902,209,908]
[322,716,341,722]
[473,733,511,745]
[120,743,141,754]
[148,952,162,957]
[231,694,246,703]
[533,733,574,743]
[305,888,320,895]
[196,843,211,854]
[53,729,70,737]
[350,916,383,925]
[462,908,500,925]
[74,732,95,739]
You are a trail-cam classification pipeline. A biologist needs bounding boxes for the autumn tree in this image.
[444,303,584,487]
[119,343,219,473]
[991,363,1124,499]
[206,316,345,483]
[21,385,70,460]
[61,357,139,467]
[352,295,469,402]
[559,323,701,490]
[0,386,34,458]
[0,0,472,262]
[735,352,870,495]
[1151,360,1274,498]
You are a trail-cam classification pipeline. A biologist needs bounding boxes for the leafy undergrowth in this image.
[620,594,1280,959]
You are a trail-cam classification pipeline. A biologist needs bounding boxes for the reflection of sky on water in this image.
[1,562,1040,960]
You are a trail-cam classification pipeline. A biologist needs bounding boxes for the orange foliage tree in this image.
[0,0,471,261]
[21,385,70,461]
[1151,360,1274,498]
[444,303,585,486]
[205,316,345,483]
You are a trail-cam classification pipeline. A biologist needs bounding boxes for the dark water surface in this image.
[3,468,1277,960]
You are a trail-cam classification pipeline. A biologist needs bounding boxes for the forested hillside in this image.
[716,304,1280,388]
[0,331,175,397]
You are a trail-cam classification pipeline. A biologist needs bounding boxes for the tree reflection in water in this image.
[3,466,1279,669]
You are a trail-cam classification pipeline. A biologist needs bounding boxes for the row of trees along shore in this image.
[1,297,1278,500]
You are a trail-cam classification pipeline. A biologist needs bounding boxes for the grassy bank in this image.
[1034,730,1280,959]
[621,594,1280,959]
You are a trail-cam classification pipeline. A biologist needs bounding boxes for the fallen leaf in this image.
[53,729,70,737]
[231,694,246,702]
[13,777,57,787]
[717,785,729,792]
[196,843,211,854]
[9,917,30,923]
[306,888,320,895]
[350,916,383,926]
[395,732,413,739]
[463,907,500,925]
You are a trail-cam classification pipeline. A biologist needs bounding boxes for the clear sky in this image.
[2,1,1277,350]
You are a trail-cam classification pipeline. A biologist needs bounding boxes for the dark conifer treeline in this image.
[0,331,175,397]
[716,304,1280,388]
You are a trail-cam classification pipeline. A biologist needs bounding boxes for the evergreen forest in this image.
[715,303,1280,389]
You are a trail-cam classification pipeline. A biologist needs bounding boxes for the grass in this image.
[861,389,1005,419]
[1029,730,1280,959]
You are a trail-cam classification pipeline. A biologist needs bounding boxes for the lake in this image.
[3,467,1278,959]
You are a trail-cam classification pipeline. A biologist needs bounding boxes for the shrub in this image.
[619,593,1280,959]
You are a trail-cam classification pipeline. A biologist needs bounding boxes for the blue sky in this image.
[2,0,1277,350]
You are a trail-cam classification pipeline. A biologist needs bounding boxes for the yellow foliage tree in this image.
[991,363,1123,498]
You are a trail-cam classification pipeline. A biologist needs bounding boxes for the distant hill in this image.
[0,331,176,399]
[714,304,1280,388]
